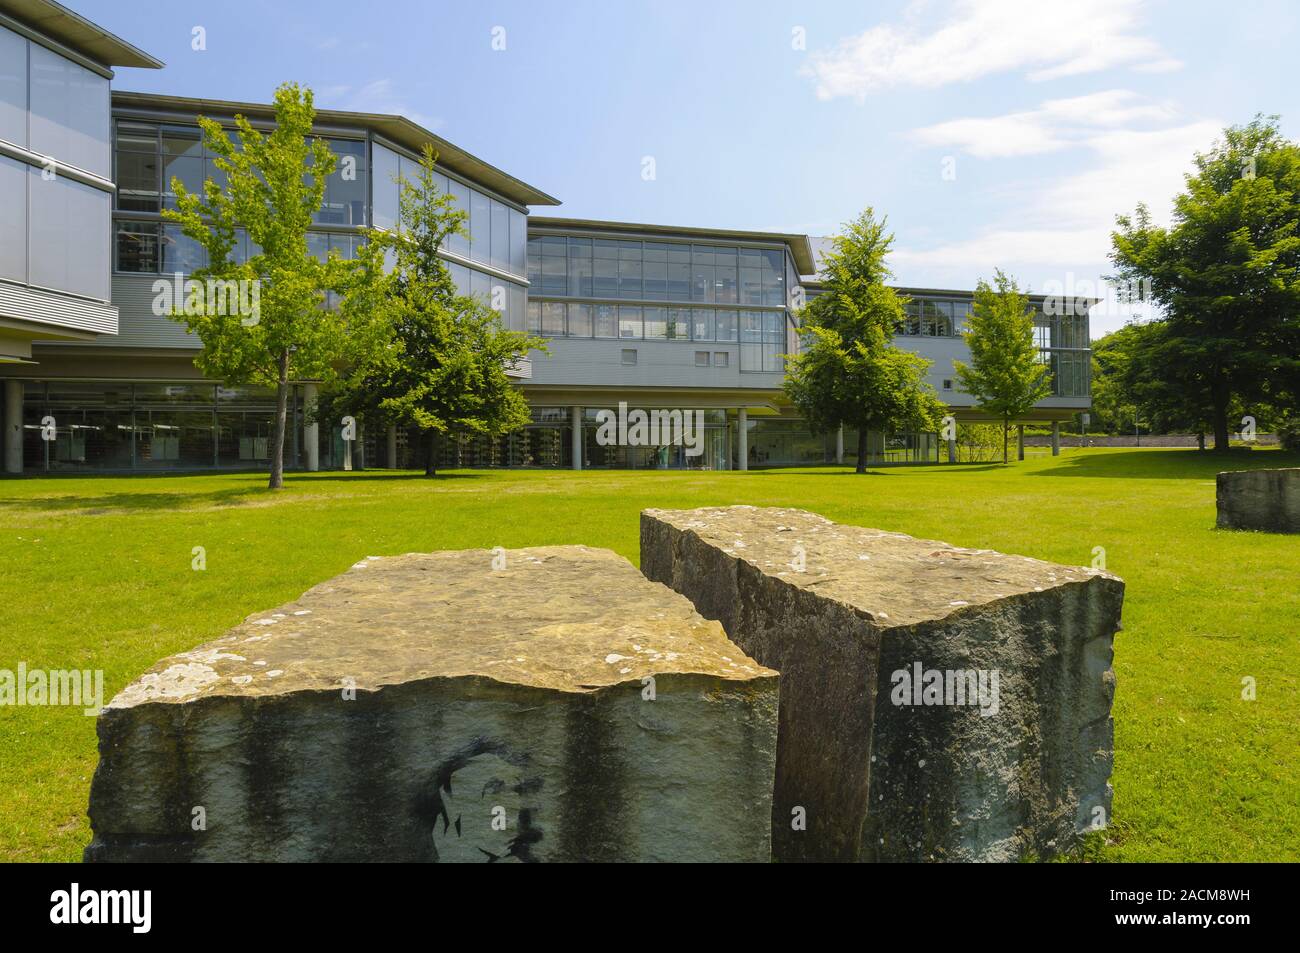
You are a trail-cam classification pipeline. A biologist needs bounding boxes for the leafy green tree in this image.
[164,82,367,488]
[1111,116,1300,452]
[953,270,1052,463]
[324,145,544,477]
[784,209,945,473]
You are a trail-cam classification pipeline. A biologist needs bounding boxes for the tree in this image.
[324,145,544,477]
[1111,116,1300,452]
[953,270,1052,464]
[164,82,366,488]
[783,209,946,473]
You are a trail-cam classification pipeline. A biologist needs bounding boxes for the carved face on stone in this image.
[425,738,543,863]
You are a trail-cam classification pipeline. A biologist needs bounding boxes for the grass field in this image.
[1,447,1296,862]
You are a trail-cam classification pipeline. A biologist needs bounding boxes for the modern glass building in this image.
[0,2,1094,476]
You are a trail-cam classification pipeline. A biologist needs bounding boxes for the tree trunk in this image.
[856,426,868,474]
[1197,431,1206,451]
[424,429,439,477]
[268,348,290,490]
[1211,381,1231,453]
[1002,417,1010,464]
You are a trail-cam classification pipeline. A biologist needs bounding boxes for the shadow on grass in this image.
[0,487,266,512]
[0,469,492,512]
[1026,448,1300,479]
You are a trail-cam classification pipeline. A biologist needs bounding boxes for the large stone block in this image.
[1217,467,1300,533]
[86,546,778,862]
[641,506,1124,863]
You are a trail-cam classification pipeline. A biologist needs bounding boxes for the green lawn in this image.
[1,447,1296,862]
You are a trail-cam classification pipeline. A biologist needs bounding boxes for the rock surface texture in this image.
[86,546,778,862]
[1216,467,1300,533]
[641,506,1123,863]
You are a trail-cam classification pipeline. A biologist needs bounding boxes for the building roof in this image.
[529,216,818,276]
[0,0,162,68]
[111,91,561,208]
[805,280,1101,306]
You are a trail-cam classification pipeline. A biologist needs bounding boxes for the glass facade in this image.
[0,24,112,302]
[20,381,302,472]
[900,297,969,336]
[1033,311,1090,397]
[526,233,794,372]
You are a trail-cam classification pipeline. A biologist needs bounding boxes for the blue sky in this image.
[81,0,1300,337]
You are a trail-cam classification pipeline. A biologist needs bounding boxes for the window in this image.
[29,43,110,178]
[618,252,642,299]
[317,138,367,226]
[469,188,490,264]
[695,351,710,367]
[643,306,668,340]
[490,199,510,271]
[30,172,110,299]
[526,300,541,333]
[116,221,158,272]
[541,301,566,336]
[594,304,618,338]
[0,27,26,147]
[0,156,26,281]
[114,122,160,213]
[568,238,592,296]
[665,307,688,340]
[621,348,637,366]
[714,351,729,368]
[567,302,593,337]
[715,310,738,342]
[691,308,714,342]
[508,208,526,276]
[713,246,738,304]
[618,305,642,339]
[446,179,470,258]
[943,379,953,390]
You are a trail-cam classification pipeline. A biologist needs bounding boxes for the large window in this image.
[900,297,968,336]
[527,236,790,306]
[29,42,110,178]
[20,381,307,472]
[739,310,785,372]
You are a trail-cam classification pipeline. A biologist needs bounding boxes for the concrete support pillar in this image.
[1051,420,1061,457]
[947,437,957,464]
[303,383,319,472]
[570,406,583,470]
[1017,425,1025,461]
[835,425,844,465]
[737,408,748,471]
[3,379,22,475]
[387,425,398,469]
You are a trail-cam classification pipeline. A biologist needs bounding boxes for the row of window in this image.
[526,301,786,343]
[527,236,789,306]
[111,123,528,279]
[900,299,969,337]
[114,121,369,228]
[372,142,526,277]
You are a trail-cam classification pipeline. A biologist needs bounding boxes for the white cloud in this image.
[910,89,1178,157]
[892,118,1221,317]
[315,79,443,131]
[804,0,1181,100]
